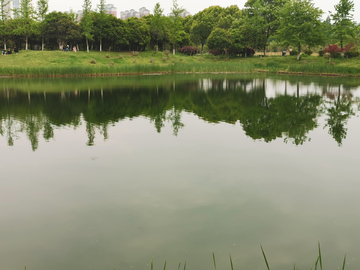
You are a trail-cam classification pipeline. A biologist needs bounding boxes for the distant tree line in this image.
[0,0,359,58]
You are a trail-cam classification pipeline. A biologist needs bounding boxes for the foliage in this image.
[178,46,199,55]
[330,0,356,49]
[243,0,287,54]
[207,28,231,52]
[209,49,221,55]
[323,44,343,58]
[80,0,93,53]
[304,48,313,55]
[276,0,324,60]
[343,43,359,58]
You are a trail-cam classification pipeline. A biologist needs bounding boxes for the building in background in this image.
[3,0,20,19]
[119,7,150,20]
[105,4,117,17]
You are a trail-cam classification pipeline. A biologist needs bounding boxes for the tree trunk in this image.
[100,38,102,52]
[173,45,175,55]
[25,34,28,50]
[86,37,89,53]
[3,37,6,50]
[297,44,301,60]
[201,43,204,55]
[42,34,44,51]
[263,45,266,56]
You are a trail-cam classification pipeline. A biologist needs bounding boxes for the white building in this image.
[3,0,20,19]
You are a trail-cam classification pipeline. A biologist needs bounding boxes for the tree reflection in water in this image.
[0,76,359,150]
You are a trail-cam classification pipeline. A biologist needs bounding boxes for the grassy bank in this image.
[1,50,360,77]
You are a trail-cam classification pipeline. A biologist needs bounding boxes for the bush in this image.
[344,51,360,58]
[319,50,324,57]
[90,59,96,64]
[323,44,342,58]
[179,46,199,55]
[290,50,298,56]
[164,50,170,55]
[209,49,222,55]
[242,47,255,57]
[304,48,313,55]
[343,43,359,58]
[162,57,167,62]
[106,54,110,58]
[150,58,155,63]
[132,51,139,56]
[118,54,123,59]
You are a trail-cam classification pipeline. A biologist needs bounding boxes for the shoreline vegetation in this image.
[1,51,360,78]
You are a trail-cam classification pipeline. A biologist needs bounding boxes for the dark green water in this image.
[1,74,360,270]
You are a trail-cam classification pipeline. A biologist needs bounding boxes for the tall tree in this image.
[150,2,165,50]
[0,0,10,49]
[14,0,35,50]
[97,0,106,51]
[243,0,286,55]
[276,0,324,60]
[169,0,184,55]
[37,0,49,50]
[331,0,355,49]
[80,0,93,53]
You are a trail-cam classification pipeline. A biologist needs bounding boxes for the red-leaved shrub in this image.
[179,46,199,56]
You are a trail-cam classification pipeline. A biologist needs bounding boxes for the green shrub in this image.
[344,51,359,58]
[90,59,96,64]
[304,48,313,55]
[290,50,298,56]
[319,50,324,57]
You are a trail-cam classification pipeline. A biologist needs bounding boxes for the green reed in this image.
[288,64,360,75]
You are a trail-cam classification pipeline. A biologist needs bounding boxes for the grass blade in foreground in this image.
[318,241,323,270]
[212,252,217,270]
[342,254,347,270]
[151,257,153,270]
[178,262,181,270]
[229,254,234,270]
[260,244,271,270]
[163,260,167,270]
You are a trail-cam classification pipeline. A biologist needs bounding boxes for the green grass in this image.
[1,50,360,77]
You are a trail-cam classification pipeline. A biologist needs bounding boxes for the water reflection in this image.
[1,75,359,150]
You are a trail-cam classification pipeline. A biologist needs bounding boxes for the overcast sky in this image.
[46,0,359,23]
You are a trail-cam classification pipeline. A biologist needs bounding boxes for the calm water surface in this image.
[1,74,360,270]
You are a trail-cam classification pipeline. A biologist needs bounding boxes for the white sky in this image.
[46,0,360,23]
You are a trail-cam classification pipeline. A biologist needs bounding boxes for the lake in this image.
[1,74,360,270]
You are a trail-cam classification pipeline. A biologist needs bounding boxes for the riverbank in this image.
[1,50,360,77]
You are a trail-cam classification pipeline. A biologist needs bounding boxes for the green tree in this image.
[37,0,49,50]
[207,28,231,52]
[190,18,213,52]
[14,0,35,50]
[125,17,150,51]
[97,0,106,51]
[44,12,81,49]
[276,0,324,60]
[331,0,355,49]
[243,0,286,55]
[150,2,165,50]
[168,0,184,55]
[80,0,93,53]
[0,0,10,49]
